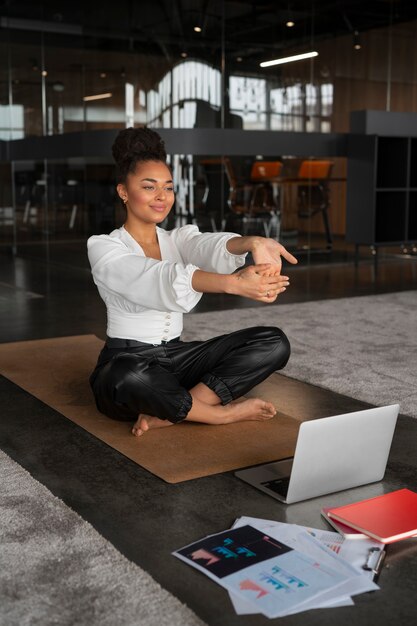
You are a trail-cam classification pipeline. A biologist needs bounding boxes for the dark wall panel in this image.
[1,129,348,162]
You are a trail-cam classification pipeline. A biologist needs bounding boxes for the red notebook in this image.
[321,507,368,539]
[327,488,417,544]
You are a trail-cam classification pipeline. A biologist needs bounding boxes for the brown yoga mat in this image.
[0,334,309,483]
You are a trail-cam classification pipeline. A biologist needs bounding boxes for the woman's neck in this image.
[124,221,158,245]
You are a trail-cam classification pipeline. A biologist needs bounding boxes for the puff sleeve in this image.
[87,235,202,312]
[169,225,247,273]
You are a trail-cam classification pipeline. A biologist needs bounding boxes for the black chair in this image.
[224,158,280,238]
[196,158,231,231]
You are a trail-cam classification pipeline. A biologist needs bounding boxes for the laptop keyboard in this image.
[260,476,291,498]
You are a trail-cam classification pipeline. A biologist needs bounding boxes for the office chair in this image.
[250,161,282,181]
[54,177,81,231]
[224,159,281,238]
[197,158,232,231]
[297,159,334,249]
[249,161,282,214]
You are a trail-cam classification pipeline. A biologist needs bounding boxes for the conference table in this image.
[197,157,346,242]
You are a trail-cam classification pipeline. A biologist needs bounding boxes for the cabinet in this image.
[346,135,417,260]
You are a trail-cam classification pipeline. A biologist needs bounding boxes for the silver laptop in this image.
[235,404,399,504]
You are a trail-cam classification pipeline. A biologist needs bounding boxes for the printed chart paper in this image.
[173,524,355,618]
[228,516,381,616]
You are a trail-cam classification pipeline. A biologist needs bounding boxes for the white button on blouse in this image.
[87,224,247,345]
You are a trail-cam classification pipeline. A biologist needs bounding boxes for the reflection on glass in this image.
[229,77,266,130]
[2,13,417,136]
[148,60,221,128]
[0,162,14,246]
[0,104,24,140]
[1,0,417,268]
[3,151,347,263]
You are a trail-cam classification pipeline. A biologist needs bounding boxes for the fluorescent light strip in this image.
[83,92,113,102]
[260,51,318,68]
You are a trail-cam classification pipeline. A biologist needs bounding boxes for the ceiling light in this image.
[260,51,318,68]
[100,72,107,78]
[194,26,202,33]
[41,70,48,77]
[52,81,65,92]
[285,4,295,28]
[181,52,187,58]
[83,92,112,102]
[353,30,362,50]
[236,56,243,62]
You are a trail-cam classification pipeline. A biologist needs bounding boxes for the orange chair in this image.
[298,160,332,180]
[220,159,280,238]
[247,161,282,237]
[250,161,282,181]
[297,159,334,249]
[249,162,282,211]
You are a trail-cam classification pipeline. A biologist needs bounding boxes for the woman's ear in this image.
[117,183,127,203]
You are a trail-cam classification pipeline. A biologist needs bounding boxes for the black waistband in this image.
[105,336,180,349]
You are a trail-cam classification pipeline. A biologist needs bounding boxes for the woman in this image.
[87,127,297,437]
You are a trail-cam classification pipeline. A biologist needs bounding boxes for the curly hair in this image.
[112,127,168,183]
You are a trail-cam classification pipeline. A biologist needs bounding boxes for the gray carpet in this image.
[183,290,417,419]
[0,450,205,626]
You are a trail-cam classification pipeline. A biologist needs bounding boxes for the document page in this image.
[173,524,355,618]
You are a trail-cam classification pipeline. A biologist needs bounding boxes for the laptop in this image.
[235,404,399,504]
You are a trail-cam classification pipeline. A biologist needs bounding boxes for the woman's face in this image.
[118,160,175,225]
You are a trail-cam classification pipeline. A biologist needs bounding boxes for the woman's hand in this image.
[228,264,290,303]
[251,237,298,275]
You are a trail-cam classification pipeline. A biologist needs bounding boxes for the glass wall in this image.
[3,1,417,137]
[1,0,417,265]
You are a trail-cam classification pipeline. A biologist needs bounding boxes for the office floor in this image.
[1,240,417,625]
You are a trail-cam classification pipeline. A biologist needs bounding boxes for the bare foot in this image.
[226,398,277,424]
[132,413,174,437]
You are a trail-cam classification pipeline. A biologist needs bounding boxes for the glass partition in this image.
[13,159,48,259]
[0,162,13,247]
[2,1,416,138]
[184,153,346,257]
[1,0,417,267]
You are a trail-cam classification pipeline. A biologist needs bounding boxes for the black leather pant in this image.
[89,326,290,423]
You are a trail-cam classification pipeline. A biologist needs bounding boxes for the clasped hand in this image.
[234,238,298,303]
[234,264,289,302]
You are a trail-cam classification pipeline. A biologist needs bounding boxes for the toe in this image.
[139,418,150,432]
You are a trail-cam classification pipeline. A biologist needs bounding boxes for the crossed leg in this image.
[131,382,276,437]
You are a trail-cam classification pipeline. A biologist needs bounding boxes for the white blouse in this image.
[87,224,247,344]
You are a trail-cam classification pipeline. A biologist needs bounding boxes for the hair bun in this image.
[112,127,167,166]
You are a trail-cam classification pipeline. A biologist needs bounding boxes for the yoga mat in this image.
[0,334,310,483]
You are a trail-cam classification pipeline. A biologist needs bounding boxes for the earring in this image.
[122,197,127,204]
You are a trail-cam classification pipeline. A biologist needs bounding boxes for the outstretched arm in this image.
[226,236,298,275]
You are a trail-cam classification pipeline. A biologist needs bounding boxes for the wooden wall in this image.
[289,20,417,236]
